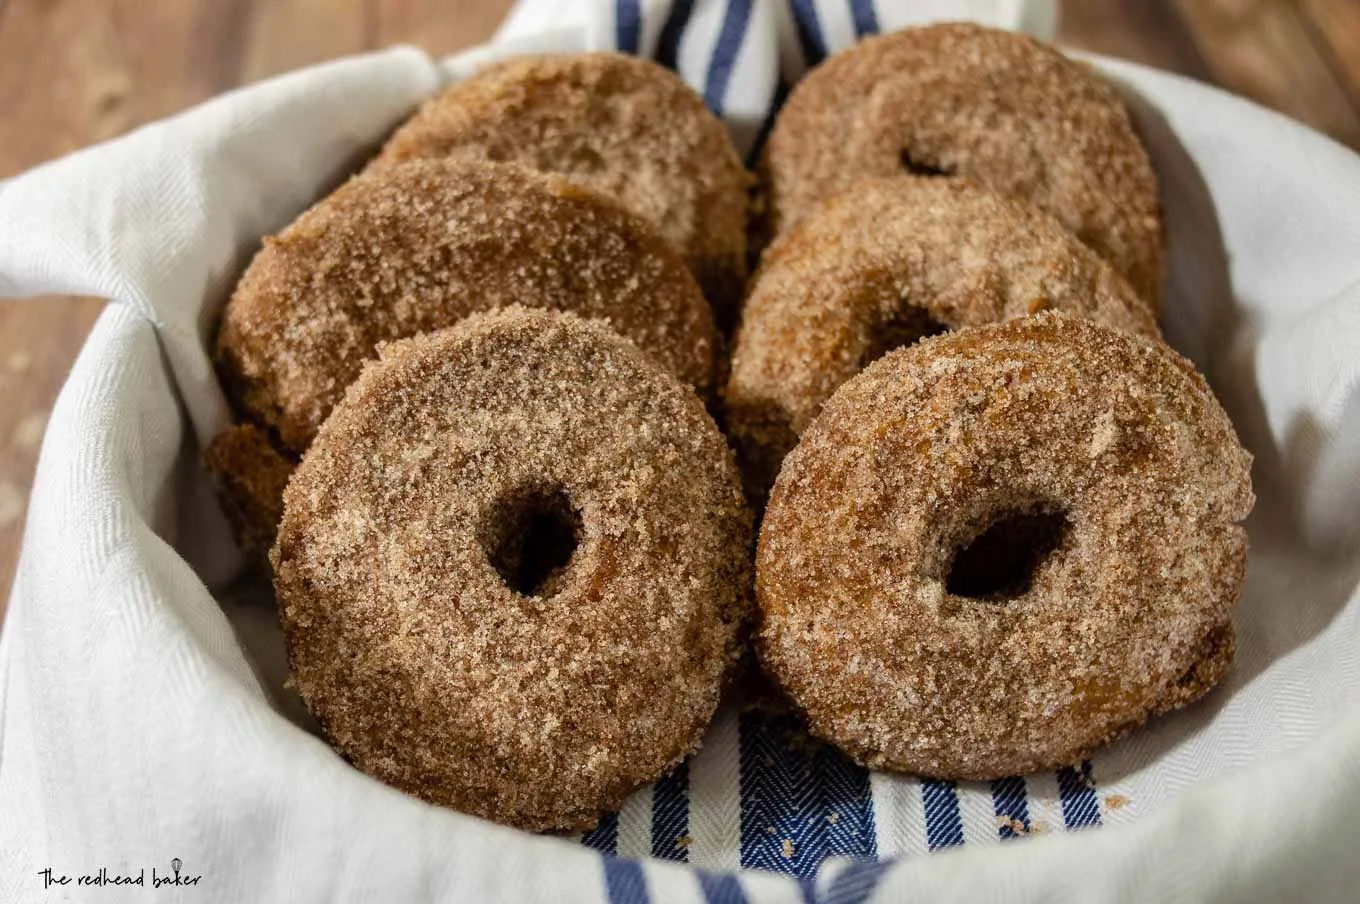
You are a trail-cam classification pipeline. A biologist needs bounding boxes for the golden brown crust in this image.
[273,307,752,831]
[756,313,1253,780]
[726,177,1161,503]
[376,53,751,324]
[215,158,717,454]
[1153,621,1236,716]
[761,22,1165,305]
[203,423,296,561]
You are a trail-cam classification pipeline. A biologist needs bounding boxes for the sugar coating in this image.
[273,307,753,832]
[760,22,1165,305]
[726,177,1160,503]
[215,158,717,454]
[375,53,752,322]
[756,313,1254,780]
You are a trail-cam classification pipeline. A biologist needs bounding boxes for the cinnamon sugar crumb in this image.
[375,53,750,320]
[756,313,1253,780]
[762,22,1165,303]
[726,177,1158,503]
[216,158,716,454]
[273,307,751,831]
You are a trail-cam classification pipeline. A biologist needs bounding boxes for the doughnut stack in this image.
[206,24,1253,834]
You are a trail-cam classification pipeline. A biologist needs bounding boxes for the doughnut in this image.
[726,177,1160,503]
[756,312,1253,779]
[215,157,717,456]
[273,306,752,831]
[760,22,1164,305]
[203,423,295,559]
[376,53,751,325]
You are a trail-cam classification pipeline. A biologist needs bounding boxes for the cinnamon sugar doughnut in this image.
[757,313,1253,779]
[376,53,751,324]
[274,307,752,831]
[215,157,717,455]
[203,423,295,559]
[761,23,1164,304]
[726,177,1159,502]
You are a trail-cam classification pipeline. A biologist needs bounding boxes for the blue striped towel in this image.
[578,699,1104,902]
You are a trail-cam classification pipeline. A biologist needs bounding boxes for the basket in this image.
[3,1,1360,901]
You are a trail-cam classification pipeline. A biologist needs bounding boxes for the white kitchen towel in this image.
[3,0,1360,901]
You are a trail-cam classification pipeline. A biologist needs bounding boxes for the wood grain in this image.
[240,0,370,83]
[1169,0,1360,148]
[372,0,506,56]
[1057,0,1213,80]
[0,298,105,598]
[0,0,507,608]
[1299,0,1360,113]
[0,0,1358,610]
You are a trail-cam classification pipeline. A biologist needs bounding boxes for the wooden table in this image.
[2,0,1358,605]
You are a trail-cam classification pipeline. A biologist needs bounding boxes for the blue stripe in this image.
[848,0,879,38]
[651,761,690,861]
[990,775,1031,840]
[603,857,650,904]
[615,0,642,53]
[816,739,877,861]
[921,780,964,850]
[738,709,876,878]
[790,0,827,68]
[822,859,893,904]
[582,810,620,854]
[702,0,755,114]
[1058,761,1102,829]
[655,0,696,71]
[697,871,749,904]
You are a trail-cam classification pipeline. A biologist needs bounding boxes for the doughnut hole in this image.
[945,505,1070,602]
[899,148,953,179]
[862,303,947,366]
[485,486,584,599]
